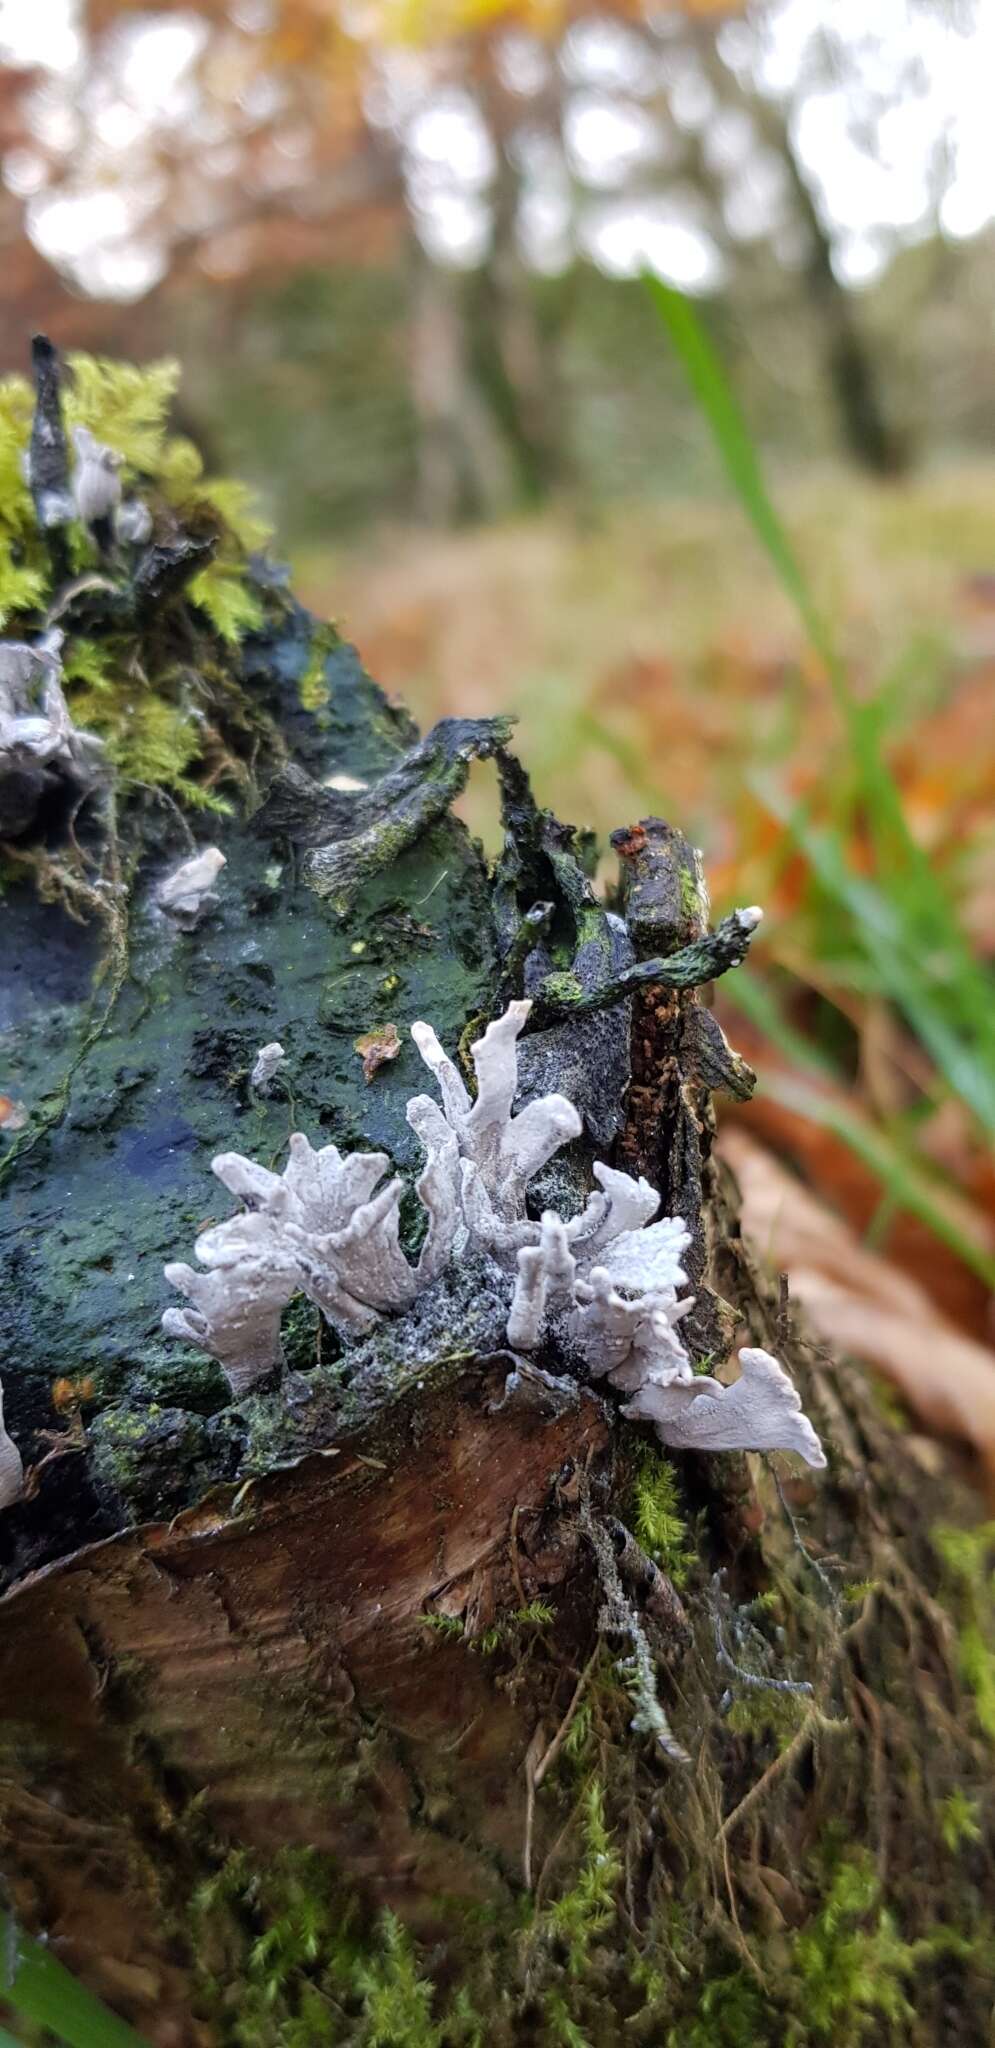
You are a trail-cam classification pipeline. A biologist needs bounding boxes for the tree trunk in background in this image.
[464,70,570,509]
[407,234,518,522]
[1,430,993,2046]
[747,84,908,476]
[692,27,909,478]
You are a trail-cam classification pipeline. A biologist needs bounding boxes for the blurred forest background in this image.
[3,0,995,1478]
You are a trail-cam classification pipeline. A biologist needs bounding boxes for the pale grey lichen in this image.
[0,1371,24,1512]
[162,998,826,1471]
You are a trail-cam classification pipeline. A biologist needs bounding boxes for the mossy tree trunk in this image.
[1,349,993,2048]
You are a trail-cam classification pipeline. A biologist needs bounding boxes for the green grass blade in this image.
[720,970,838,1082]
[641,274,839,686]
[644,275,995,1134]
[755,785,995,1134]
[1,1917,150,2048]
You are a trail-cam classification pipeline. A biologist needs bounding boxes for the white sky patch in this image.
[831,229,893,288]
[0,0,79,72]
[28,186,134,261]
[560,19,650,96]
[405,91,496,191]
[756,0,995,244]
[115,13,207,111]
[565,93,666,191]
[584,202,724,293]
[497,31,550,99]
[412,187,490,268]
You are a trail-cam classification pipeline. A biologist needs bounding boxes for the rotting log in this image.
[1,344,995,2048]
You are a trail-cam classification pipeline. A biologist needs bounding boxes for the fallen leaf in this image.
[354,1022,402,1083]
[719,1126,995,1484]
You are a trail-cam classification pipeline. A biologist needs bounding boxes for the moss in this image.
[297,624,340,712]
[678,859,705,925]
[724,1685,810,1750]
[932,1520,995,1740]
[939,1789,983,1853]
[190,1846,480,2048]
[534,970,584,1011]
[0,350,276,811]
[87,1401,239,1522]
[672,1848,953,2048]
[627,1443,695,1587]
[540,1781,621,1979]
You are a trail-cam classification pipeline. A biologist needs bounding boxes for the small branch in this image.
[719,1705,847,1842]
[534,1644,602,1791]
[527,908,763,1027]
[522,1720,547,1890]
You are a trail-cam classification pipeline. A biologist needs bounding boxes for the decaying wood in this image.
[2,342,995,2048]
[0,1364,610,2043]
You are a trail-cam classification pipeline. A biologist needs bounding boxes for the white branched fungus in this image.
[0,1372,23,1512]
[622,1348,826,1466]
[157,846,227,920]
[162,999,826,1469]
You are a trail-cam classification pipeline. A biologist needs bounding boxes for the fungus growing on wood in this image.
[163,999,826,1470]
[250,1042,286,1093]
[71,424,123,547]
[157,845,226,920]
[0,1371,23,1511]
[0,637,105,836]
[163,1120,460,1392]
[622,1347,826,1467]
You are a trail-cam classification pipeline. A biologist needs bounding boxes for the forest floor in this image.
[297,463,995,1492]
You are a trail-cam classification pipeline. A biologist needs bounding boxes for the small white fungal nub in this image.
[157,846,227,920]
[0,1371,24,1513]
[0,639,102,775]
[72,424,123,529]
[250,1042,286,1093]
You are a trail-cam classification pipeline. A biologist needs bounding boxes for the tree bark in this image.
[1,373,992,2048]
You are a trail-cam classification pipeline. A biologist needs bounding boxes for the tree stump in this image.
[1,345,993,2048]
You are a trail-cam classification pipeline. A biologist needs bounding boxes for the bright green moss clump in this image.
[933,1520,995,1741]
[0,351,273,812]
[628,1442,695,1587]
